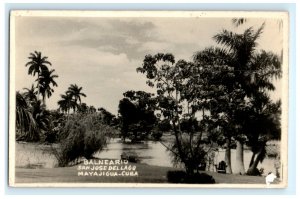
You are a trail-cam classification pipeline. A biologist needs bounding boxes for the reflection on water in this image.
[16,139,278,174]
[94,139,174,167]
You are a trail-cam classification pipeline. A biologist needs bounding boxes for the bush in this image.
[167,170,215,184]
[185,173,215,184]
[246,167,264,176]
[167,170,187,183]
[151,131,163,141]
[53,113,115,167]
[44,110,66,143]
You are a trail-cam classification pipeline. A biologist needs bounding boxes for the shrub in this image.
[151,131,163,141]
[44,110,66,143]
[246,167,264,176]
[167,170,186,183]
[185,173,215,184]
[167,170,215,184]
[53,113,115,167]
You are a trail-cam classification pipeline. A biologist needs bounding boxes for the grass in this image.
[15,160,279,184]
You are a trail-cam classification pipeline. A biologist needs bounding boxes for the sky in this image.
[13,15,283,115]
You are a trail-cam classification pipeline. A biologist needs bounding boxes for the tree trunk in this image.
[249,152,256,168]
[225,138,232,174]
[247,152,260,175]
[235,140,245,174]
[247,147,264,175]
[172,120,187,171]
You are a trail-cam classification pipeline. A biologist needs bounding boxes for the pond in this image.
[15,139,279,175]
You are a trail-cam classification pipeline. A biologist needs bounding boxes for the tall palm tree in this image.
[213,24,281,174]
[66,84,86,111]
[36,68,58,105]
[25,51,52,100]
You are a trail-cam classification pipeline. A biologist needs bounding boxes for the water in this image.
[15,139,278,175]
[94,139,174,167]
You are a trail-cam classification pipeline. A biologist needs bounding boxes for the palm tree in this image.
[244,94,281,175]
[194,24,281,174]
[57,93,76,115]
[16,91,38,141]
[214,25,281,174]
[23,84,37,104]
[36,68,58,105]
[66,84,86,111]
[31,100,51,132]
[25,51,52,99]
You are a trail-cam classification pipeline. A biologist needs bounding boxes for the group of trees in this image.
[16,51,98,142]
[135,22,281,175]
[57,84,87,114]
[118,91,158,142]
[16,51,58,141]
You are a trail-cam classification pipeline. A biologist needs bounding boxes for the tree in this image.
[245,94,281,175]
[193,23,281,174]
[23,84,38,104]
[16,91,38,141]
[192,47,241,174]
[88,105,96,113]
[98,107,116,126]
[118,91,157,142]
[66,84,86,111]
[36,68,58,105]
[31,99,51,133]
[57,93,76,115]
[25,51,52,100]
[137,53,215,175]
[77,103,89,114]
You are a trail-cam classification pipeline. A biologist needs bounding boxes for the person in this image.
[265,172,277,185]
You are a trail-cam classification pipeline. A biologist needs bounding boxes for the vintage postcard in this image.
[9,11,289,188]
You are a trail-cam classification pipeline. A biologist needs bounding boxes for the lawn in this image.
[14,161,278,185]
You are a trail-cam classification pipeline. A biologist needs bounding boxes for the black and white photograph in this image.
[9,11,289,187]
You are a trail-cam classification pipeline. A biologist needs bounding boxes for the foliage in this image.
[118,90,157,142]
[167,170,215,184]
[66,84,86,112]
[53,113,115,167]
[36,68,58,103]
[58,84,86,113]
[45,110,66,143]
[193,23,282,174]
[25,51,51,77]
[137,53,217,174]
[16,91,38,141]
[25,51,57,104]
[57,93,77,114]
[23,84,38,103]
[98,107,116,126]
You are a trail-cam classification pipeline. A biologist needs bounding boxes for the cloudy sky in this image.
[14,14,283,115]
